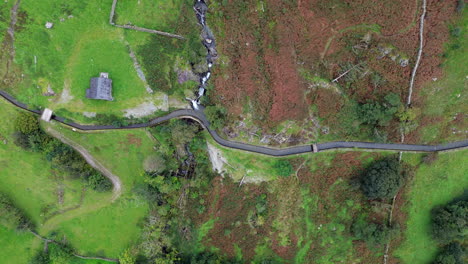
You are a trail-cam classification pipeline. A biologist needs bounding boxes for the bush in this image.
[29,250,50,264]
[273,160,293,177]
[357,93,402,127]
[422,152,439,165]
[13,131,32,149]
[456,0,465,13]
[204,105,227,130]
[14,112,40,134]
[0,193,33,230]
[87,173,112,192]
[119,249,136,264]
[360,157,405,200]
[433,242,465,264]
[431,200,468,243]
[48,243,74,264]
[351,217,398,247]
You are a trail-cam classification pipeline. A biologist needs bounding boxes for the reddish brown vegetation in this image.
[188,177,271,260]
[126,134,142,147]
[211,0,457,131]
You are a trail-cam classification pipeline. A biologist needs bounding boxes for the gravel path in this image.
[46,127,122,201]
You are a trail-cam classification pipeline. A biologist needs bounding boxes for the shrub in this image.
[433,242,465,264]
[14,112,40,134]
[360,157,405,200]
[119,249,136,264]
[13,131,32,149]
[273,160,293,177]
[29,250,50,264]
[357,93,402,127]
[0,193,33,230]
[48,243,74,264]
[431,200,468,243]
[351,217,398,247]
[456,0,465,13]
[28,130,52,152]
[450,27,462,38]
[87,173,112,192]
[423,153,439,165]
[204,105,227,130]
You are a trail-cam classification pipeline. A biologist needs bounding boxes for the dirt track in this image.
[45,127,122,201]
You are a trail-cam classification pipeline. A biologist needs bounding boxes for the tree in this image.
[138,215,173,260]
[15,112,40,134]
[432,200,468,243]
[169,120,198,147]
[433,242,465,264]
[357,93,402,126]
[154,250,180,264]
[360,158,405,200]
[119,249,136,264]
[204,105,227,130]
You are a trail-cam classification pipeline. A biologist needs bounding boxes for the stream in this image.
[191,0,217,109]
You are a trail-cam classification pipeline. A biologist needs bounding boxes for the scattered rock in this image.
[192,60,209,74]
[177,69,199,84]
[58,84,74,104]
[43,84,55,96]
[399,58,409,67]
[45,22,53,29]
[83,112,96,118]
[124,101,164,118]
[260,135,271,144]
[223,126,239,138]
[206,142,227,174]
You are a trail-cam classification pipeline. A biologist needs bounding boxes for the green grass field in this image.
[0,97,155,260]
[38,120,160,257]
[0,1,14,44]
[3,0,197,123]
[0,226,36,264]
[114,0,185,31]
[395,150,468,264]
[418,13,467,143]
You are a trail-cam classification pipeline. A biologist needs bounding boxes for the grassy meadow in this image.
[395,150,468,264]
[38,120,162,257]
[0,225,36,264]
[0,97,157,260]
[418,12,467,143]
[2,0,200,124]
[114,0,184,31]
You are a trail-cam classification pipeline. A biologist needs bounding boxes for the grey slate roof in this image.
[86,73,113,101]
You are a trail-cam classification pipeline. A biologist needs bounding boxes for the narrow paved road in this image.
[1,90,467,156]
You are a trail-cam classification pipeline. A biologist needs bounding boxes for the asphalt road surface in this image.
[1,90,467,157]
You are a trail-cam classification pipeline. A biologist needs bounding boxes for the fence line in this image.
[109,0,185,40]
